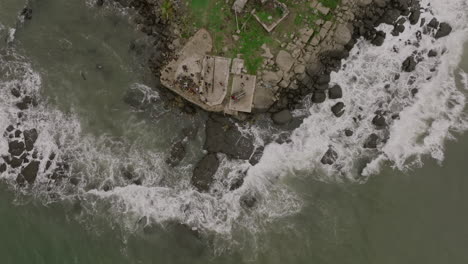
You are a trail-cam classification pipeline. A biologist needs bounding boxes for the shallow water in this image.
[1,0,468,263]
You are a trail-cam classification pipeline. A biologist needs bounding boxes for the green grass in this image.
[234,21,272,74]
[179,0,342,74]
[320,0,341,9]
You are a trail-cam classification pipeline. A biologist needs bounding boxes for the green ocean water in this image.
[0,1,468,263]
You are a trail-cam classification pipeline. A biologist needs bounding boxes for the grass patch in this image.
[320,0,341,9]
[179,0,341,74]
[234,19,272,74]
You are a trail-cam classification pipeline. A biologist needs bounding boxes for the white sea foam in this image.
[250,0,468,182]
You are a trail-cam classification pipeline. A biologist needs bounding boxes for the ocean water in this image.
[0,0,467,263]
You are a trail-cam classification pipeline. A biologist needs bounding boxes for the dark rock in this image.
[20,8,32,20]
[364,133,379,149]
[24,129,38,151]
[204,116,254,160]
[272,110,293,125]
[191,154,219,192]
[182,104,197,114]
[435,22,452,39]
[402,56,417,72]
[10,157,23,168]
[409,9,421,25]
[320,147,338,165]
[240,194,257,208]
[249,146,264,166]
[311,91,326,103]
[14,130,21,138]
[230,172,245,191]
[371,34,385,46]
[328,85,343,99]
[182,126,198,140]
[96,0,105,6]
[8,141,25,156]
[11,88,21,98]
[6,125,14,133]
[381,9,401,25]
[20,160,40,184]
[16,96,35,110]
[316,75,331,85]
[166,141,186,167]
[331,102,345,117]
[344,129,354,137]
[69,177,80,185]
[428,49,438,57]
[122,167,136,180]
[0,163,6,173]
[123,88,145,108]
[427,18,439,29]
[392,24,405,36]
[411,88,419,96]
[372,115,387,128]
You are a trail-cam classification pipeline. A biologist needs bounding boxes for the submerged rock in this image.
[0,163,7,173]
[402,56,417,72]
[240,193,257,208]
[123,88,146,108]
[321,147,338,165]
[166,141,186,167]
[191,154,219,192]
[364,133,379,149]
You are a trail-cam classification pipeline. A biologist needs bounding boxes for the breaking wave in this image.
[249,0,468,182]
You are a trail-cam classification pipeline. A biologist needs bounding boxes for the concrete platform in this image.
[229,74,256,113]
[206,56,231,106]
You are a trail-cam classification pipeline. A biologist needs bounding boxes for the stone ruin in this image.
[232,0,289,32]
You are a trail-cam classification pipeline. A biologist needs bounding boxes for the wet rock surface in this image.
[204,115,254,160]
[191,153,219,192]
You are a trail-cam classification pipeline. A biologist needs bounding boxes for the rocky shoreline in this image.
[2,0,453,196]
[96,0,456,196]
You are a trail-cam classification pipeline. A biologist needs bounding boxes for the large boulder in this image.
[191,154,219,192]
[9,141,25,157]
[19,160,40,184]
[334,24,352,45]
[24,129,38,151]
[204,115,254,160]
[328,85,343,99]
[435,22,452,39]
[272,110,293,125]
